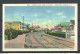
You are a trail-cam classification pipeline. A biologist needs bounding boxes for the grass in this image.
[24,44,32,48]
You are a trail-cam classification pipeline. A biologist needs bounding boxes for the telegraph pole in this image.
[23,16,24,33]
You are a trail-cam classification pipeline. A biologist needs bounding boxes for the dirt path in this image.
[5,34,25,48]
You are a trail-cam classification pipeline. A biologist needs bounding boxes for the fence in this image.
[66,30,75,38]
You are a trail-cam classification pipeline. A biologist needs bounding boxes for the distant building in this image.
[60,20,75,38]
[52,20,75,38]
[5,21,28,30]
[69,20,75,30]
[20,23,28,30]
[56,25,61,32]
[60,20,75,32]
[29,25,40,31]
[53,25,61,32]
[60,22,70,32]
[66,20,75,38]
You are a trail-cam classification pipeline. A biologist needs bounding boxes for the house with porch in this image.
[5,21,28,30]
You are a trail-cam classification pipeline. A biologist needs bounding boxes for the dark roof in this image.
[70,20,75,25]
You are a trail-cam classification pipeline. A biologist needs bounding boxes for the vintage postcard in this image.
[2,4,78,51]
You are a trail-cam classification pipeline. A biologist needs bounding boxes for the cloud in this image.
[56,12,63,15]
[61,16,67,18]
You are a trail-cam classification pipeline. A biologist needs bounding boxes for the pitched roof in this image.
[60,22,70,27]
[57,25,61,28]
[6,21,21,24]
[70,20,75,25]
[29,27,36,29]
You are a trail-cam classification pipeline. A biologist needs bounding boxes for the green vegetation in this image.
[44,30,66,38]
[24,44,32,48]
[5,35,8,40]
[24,44,28,48]
[25,34,27,37]
[5,29,30,40]
[33,29,38,32]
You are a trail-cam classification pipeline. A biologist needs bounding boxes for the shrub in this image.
[44,31,66,38]
[5,35,8,40]
[24,44,28,48]
[26,34,27,37]
[5,29,30,40]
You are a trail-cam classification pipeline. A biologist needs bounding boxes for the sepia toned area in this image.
[3,4,76,50]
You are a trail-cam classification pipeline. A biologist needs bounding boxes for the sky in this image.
[5,6,75,26]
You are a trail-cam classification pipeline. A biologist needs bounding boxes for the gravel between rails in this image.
[43,36,74,48]
[30,34,43,48]
[42,36,72,48]
[33,33,47,48]
[38,34,59,48]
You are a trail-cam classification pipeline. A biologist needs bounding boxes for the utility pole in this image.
[23,16,24,33]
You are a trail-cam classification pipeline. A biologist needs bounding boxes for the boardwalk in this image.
[5,34,25,48]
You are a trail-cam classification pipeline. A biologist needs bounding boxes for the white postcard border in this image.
[2,3,78,51]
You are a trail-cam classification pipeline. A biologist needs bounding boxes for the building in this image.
[20,23,28,30]
[29,25,40,31]
[69,20,75,30]
[5,22,11,29]
[60,20,75,38]
[52,20,75,38]
[52,25,61,32]
[5,21,28,30]
[66,20,75,38]
[60,22,70,32]
[60,20,75,32]
[56,25,61,32]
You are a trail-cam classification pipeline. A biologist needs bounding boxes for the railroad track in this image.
[43,34,74,44]
[25,33,32,48]
[38,33,60,48]
[43,35,73,48]
[33,33,47,48]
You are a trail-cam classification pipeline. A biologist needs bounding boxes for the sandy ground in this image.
[5,34,25,48]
